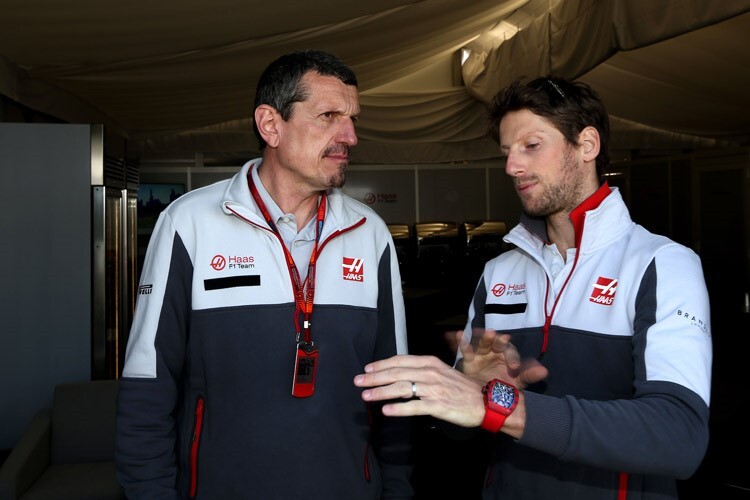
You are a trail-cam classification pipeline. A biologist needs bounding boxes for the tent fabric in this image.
[1,0,749,165]
[464,0,750,94]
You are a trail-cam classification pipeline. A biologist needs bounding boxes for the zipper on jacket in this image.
[536,185,608,358]
[190,396,205,498]
[363,443,371,481]
[363,402,372,482]
[618,471,629,500]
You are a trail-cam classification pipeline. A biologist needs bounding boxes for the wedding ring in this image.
[411,381,417,398]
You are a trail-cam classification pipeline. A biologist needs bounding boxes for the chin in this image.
[328,174,346,189]
[324,164,346,188]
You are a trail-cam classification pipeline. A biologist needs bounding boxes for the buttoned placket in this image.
[276,213,317,279]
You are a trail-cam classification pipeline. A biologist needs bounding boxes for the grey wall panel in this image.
[0,123,92,449]
[488,166,521,222]
[343,169,416,224]
[418,168,485,222]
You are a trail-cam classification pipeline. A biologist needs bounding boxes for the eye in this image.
[350,115,359,124]
[525,142,541,151]
[321,111,334,119]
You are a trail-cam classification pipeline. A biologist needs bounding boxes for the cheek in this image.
[290,124,326,149]
[276,138,306,166]
[282,129,314,155]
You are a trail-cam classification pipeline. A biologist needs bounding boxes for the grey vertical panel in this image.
[343,169,417,223]
[0,123,92,449]
[488,166,521,222]
[91,186,106,378]
[417,168,485,222]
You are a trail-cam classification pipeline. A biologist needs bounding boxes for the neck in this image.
[546,211,576,259]
[258,164,321,230]
[546,181,610,260]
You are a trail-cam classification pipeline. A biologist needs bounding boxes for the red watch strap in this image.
[480,407,509,433]
[481,379,518,433]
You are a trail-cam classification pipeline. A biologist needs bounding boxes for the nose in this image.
[339,117,358,146]
[505,150,523,177]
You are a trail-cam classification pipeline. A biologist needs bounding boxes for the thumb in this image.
[518,358,548,387]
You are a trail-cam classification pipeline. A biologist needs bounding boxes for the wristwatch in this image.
[480,379,518,432]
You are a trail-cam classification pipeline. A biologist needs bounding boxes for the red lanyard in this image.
[247,173,326,345]
[539,246,580,359]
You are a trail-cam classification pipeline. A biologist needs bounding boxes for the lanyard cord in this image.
[539,246,581,359]
[538,184,607,359]
[247,173,326,344]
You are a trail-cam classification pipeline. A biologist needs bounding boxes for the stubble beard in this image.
[322,145,349,188]
[521,148,584,218]
[324,163,347,188]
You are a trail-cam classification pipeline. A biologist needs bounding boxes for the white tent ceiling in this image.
[1,0,749,165]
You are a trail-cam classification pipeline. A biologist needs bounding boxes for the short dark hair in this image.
[487,76,610,179]
[252,49,358,149]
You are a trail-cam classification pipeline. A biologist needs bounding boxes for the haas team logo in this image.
[590,276,618,305]
[342,257,364,282]
[210,255,226,271]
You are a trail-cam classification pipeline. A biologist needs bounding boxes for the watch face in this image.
[488,382,516,412]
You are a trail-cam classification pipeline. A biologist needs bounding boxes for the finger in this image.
[379,392,486,428]
[379,399,428,417]
[455,329,466,345]
[359,381,415,402]
[354,365,436,389]
[459,336,476,361]
[518,359,549,386]
[444,330,463,353]
[459,328,487,360]
[493,335,521,369]
[474,328,497,355]
[363,354,443,374]
[489,332,511,353]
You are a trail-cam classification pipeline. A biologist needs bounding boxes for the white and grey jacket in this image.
[465,184,712,500]
[115,159,413,499]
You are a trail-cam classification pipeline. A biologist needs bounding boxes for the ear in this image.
[579,126,600,163]
[254,104,281,148]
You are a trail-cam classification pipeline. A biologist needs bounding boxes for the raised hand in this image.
[455,328,548,389]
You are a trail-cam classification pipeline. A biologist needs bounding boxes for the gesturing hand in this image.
[353,354,486,428]
[455,328,548,389]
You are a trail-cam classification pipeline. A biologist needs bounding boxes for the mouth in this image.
[323,145,350,163]
[515,181,534,194]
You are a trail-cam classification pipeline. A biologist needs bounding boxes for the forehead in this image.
[499,109,559,140]
[299,72,359,112]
